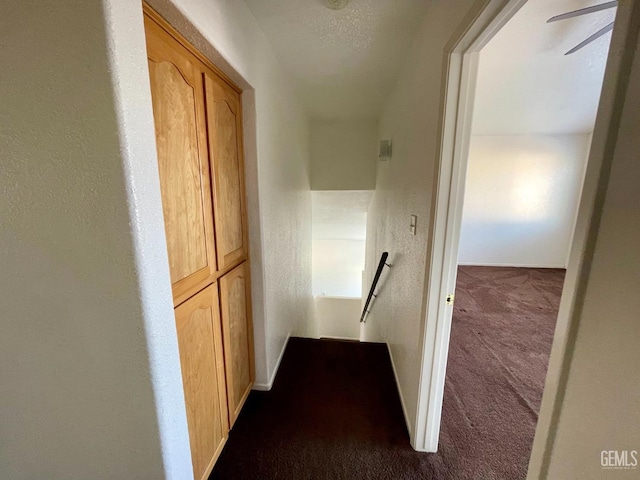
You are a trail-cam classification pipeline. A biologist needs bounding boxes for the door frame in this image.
[413,0,528,453]
[414,0,636,472]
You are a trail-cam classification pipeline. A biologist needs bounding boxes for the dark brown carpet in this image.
[210,338,427,480]
[210,266,564,480]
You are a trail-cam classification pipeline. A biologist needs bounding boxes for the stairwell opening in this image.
[311,191,373,341]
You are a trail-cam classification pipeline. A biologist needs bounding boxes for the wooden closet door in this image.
[219,262,254,425]
[145,14,216,306]
[174,284,229,480]
[203,73,248,272]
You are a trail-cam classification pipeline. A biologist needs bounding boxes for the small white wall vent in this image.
[379,140,392,161]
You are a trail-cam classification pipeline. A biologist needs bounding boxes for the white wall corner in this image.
[241,88,271,387]
[101,0,193,477]
[253,334,291,391]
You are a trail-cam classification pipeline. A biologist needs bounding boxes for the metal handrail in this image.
[360,252,390,323]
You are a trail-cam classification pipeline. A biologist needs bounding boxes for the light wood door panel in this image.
[219,262,254,426]
[145,6,255,468]
[204,73,248,272]
[145,14,216,306]
[174,284,229,480]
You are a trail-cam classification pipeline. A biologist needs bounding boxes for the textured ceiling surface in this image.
[473,0,614,135]
[244,0,429,119]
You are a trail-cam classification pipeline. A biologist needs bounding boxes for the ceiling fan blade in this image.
[547,1,618,23]
[565,21,614,55]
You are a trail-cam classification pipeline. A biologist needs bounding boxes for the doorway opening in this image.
[443,1,612,475]
[413,0,628,476]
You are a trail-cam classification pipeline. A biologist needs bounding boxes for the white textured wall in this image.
[363,0,483,431]
[313,239,366,298]
[147,0,315,387]
[312,190,370,298]
[543,17,640,479]
[459,134,590,268]
[310,119,378,190]
[0,1,191,478]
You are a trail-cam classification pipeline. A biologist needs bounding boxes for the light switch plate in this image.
[410,215,417,235]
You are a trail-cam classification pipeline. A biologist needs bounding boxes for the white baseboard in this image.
[319,335,359,341]
[457,262,566,269]
[387,343,412,436]
[252,334,291,392]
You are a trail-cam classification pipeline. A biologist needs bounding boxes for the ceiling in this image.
[244,0,429,119]
[473,0,614,135]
